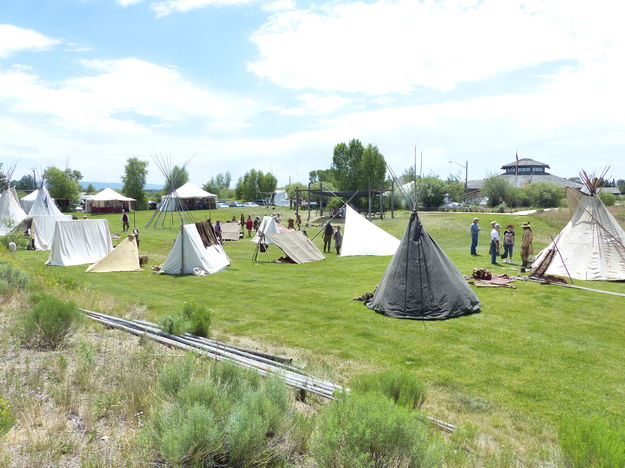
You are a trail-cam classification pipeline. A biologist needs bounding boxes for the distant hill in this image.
[81,182,163,191]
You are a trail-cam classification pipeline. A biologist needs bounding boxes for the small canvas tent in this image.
[533,187,625,281]
[20,189,39,213]
[29,186,63,216]
[86,188,135,213]
[30,215,74,250]
[86,235,141,273]
[366,211,480,320]
[252,216,284,244]
[160,182,217,211]
[0,189,27,235]
[160,221,230,275]
[266,231,325,264]
[340,205,400,256]
[219,222,241,241]
[47,219,113,266]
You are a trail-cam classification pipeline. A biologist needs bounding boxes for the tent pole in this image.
[379,183,383,220]
[319,182,323,218]
[368,182,372,220]
[307,182,311,221]
[391,180,395,218]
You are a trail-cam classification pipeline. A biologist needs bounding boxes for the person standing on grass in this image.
[520,222,534,269]
[470,217,480,255]
[121,211,129,232]
[215,220,222,243]
[253,216,260,232]
[245,215,253,237]
[296,213,302,230]
[503,224,516,263]
[287,217,294,230]
[334,226,343,255]
[490,223,501,265]
[323,222,333,252]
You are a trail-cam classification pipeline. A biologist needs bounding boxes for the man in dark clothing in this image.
[121,211,130,232]
[323,222,333,252]
[214,220,222,243]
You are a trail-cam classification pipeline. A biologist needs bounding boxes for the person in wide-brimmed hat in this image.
[520,222,533,269]
[470,217,480,255]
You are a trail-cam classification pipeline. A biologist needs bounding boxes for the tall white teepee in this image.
[252,216,283,244]
[29,186,63,216]
[340,205,401,256]
[533,180,625,281]
[0,190,27,235]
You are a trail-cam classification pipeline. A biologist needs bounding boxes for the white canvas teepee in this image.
[0,189,27,235]
[47,219,113,266]
[252,216,284,244]
[533,187,625,281]
[86,235,140,273]
[160,223,230,275]
[29,186,63,216]
[340,205,401,256]
[20,189,39,213]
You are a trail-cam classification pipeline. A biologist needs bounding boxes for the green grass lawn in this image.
[6,206,625,456]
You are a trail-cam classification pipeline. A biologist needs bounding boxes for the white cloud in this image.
[281,93,350,115]
[117,0,143,5]
[262,0,295,13]
[150,0,254,17]
[248,0,622,95]
[0,24,60,58]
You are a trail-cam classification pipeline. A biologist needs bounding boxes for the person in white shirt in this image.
[490,223,501,265]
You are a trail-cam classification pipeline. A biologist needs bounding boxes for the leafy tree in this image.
[163,165,189,194]
[309,169,336,184]
[85,183,97,194]
[617,179,625,195]
[65,168,82,182]
[122,157,149,210]
[416,176,446,208]
[0,164,6,191]
[400,166,418,184]
[445,176,465,202]
[481,176,512,207]
[359,144,386,190]
[12,174,36,191]
[331,139,364,191]
[522,182,564,208]
[43,167,80,203]
[599,191,616,207]
[203,172,231,197]
[235,169,277,201]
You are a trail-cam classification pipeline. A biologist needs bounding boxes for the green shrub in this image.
[558,415,625,467]
[181,302,211,338]
[599,191,616,207]
[350,369,426,409]
[416,176,447,208]
[482,176,512,208]
[0,279,10,298]
[0,261,29,289]
[0,398,15,436]
[159,314,191,336]
[158,357,194,397]
[522,182,564,208]
[18,294,81,350]
[313,392,442,468]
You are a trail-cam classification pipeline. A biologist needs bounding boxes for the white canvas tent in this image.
[219,222,241,241]
[160,222,230,275]
[86,235,141,273]
[272,190,290,207]
[47,219,113,266]
[20,189,39,213]
[86,188,135,213]
[0,190,27,235]
[252,216,284,245]
[31,215,74,250]
[266,231,325,264]
[533,188,625,281]
[340,205,401,256]
[160,182,217,211]
[29,186,63,216]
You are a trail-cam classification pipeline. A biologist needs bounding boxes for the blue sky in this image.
[1,0,624,187]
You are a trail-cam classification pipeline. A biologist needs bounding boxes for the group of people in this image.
[470,218,533,268]
[323,222,343,255]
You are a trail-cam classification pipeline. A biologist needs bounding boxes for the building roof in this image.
[597,187,621,195]
[501,158,550,169]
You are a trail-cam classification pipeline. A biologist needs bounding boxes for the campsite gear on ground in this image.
[472,268,492,280]
[86,235,141,273]
[340,205,400,256]
[533,183,625,281]
[466,271,517,288]
[159,221,230,275]
[47,219,113,266]
[365,211,480,320]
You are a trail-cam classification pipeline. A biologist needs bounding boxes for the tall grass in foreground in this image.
[350,368,427,409]
[558,415,625,467]
[159,301,211,338]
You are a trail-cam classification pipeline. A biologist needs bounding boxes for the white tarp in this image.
[273,189,289,207]
[533,190,625,281]
[20,189,39,213]
[173,182,216,199]
[47,219,113,266]
[86,235,141,273]
[340,205,401,256]
[252,216,282,244]
[0,190,27,235]
[32,215,74,250]
[160,224,230,275]
[29,186,63,216]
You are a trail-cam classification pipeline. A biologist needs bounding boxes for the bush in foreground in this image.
[350,368,426,409]
[313,391,442,468]
[558,415,625,467]
[0,261,30,289]
[18,294,82,350]
[0,398,15,436]
[159,302,211,338]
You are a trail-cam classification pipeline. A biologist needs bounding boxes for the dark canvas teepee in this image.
[366,211,480,320]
